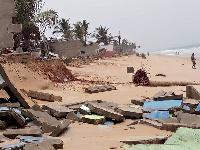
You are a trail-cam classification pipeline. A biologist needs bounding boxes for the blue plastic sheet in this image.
[143,100,182,112]
[143,111,169,119]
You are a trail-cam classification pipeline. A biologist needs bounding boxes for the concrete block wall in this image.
[50,40,82,59]
[50,40,98,58]
[0,0,22,50]
[81,43,98,56]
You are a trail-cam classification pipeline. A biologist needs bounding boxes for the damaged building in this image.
[0,0,22,52]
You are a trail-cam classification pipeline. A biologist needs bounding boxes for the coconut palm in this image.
[53,18,73,40]
[92,26,113,45]
[73,20,90,45]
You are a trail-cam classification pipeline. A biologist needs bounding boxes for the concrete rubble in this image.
[42,104,73,118]
[87,102,125,122]
[85,85,117,94]
[1,61,200,149]
[28,90,62,102]
[21,109,60,133]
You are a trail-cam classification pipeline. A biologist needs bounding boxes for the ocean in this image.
[142,45,200,58]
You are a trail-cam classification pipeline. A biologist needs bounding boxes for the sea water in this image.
[141,46,200,57]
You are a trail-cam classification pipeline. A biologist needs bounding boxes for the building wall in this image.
[0,0,22,50]
[50,40,98,58]
[81,43,98,56]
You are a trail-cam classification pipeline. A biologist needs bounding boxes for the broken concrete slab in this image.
[153,90,166,99]
[0,135,10,143]
[63,101,86,107]
[87,102,125,122]
[116,107,143,118]
[0,121,7,130]
[131,99,146,106]
[0,64,30,108]
[143,111,169,120]
[0,107,10,118]
[27,90,62,102]
[89,101,119,110]
[17,135,63,149]
[42,104,72,118]
[120,136,168,145]
[0,102,20,108]
[49,119,71,137]
[155,94,183,101]
[143,100,182,112]
[8,108,25,126]
[85,87,99,94]
[139,118,163,130]
[4,85,30,109]
[79,105,91,115]
[82,114,106,125]
[3,126,42,139]
[186,85,200,100]
[66,112,81,121]
[175,111,200,126]
[104,85,117,91]
[1,142,26,150]
[23,140,55,150]
[21,109,60,133]
[85,85,117,94]
[182,99,199,113]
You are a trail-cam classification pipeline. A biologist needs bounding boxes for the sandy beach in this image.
[2,54,199,150]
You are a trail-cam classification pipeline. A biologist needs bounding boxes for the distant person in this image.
[191,53,196,69]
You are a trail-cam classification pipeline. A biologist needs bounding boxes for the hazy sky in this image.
[43,0,200,51]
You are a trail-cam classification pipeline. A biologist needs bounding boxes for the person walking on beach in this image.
[191,53,196,69]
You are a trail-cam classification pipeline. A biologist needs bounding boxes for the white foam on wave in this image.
[150,47,200,57]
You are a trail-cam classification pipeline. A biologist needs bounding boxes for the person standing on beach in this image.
[191,53,196,69]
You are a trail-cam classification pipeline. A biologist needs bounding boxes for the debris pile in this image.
[28,60,79,83]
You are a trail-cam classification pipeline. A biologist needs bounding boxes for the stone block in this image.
[42,104,72,118]
[3,126,42,139]
[0,107,9,118]
[49,119,71,137]
[88,102,125,122]
[82,114,106,125]
[17,135,63,149]
[21,109,60,133]
[116,107,143,118]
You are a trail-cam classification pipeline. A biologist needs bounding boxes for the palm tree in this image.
[82,20,89,45]
[73,20,90,45]
[92,26,113,45]
[53,18,73,40]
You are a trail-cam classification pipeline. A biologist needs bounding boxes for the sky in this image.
[43,0,200,52]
